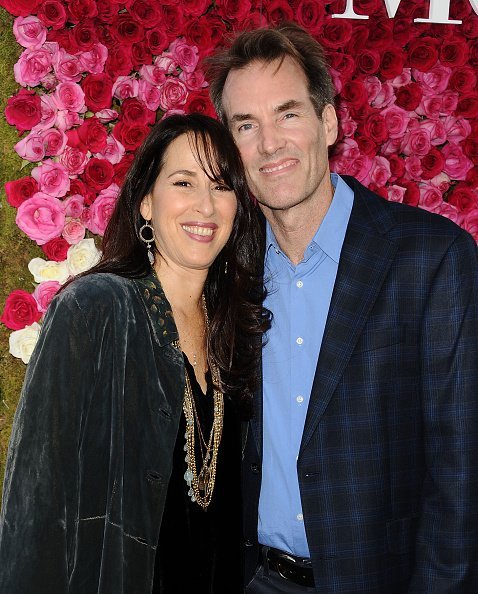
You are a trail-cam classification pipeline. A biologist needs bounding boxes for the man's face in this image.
[222,57,338,215]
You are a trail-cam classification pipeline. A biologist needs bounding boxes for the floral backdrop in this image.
[1,0,478,364]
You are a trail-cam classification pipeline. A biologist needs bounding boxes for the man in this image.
[205,23,478,593]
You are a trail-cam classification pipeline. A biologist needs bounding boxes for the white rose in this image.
[9,323,41,364]
[28,257,70,284]
[67,238,101,276]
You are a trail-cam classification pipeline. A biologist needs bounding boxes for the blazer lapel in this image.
[300,181,399,453]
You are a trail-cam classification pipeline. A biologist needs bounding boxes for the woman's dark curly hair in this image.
[84,113,270,413]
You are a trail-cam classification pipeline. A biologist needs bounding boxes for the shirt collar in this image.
[134,271,179,347]
[265,173,353,264]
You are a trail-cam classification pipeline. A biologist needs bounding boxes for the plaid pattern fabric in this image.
[243,177,478,593]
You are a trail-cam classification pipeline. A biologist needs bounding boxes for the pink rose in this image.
[364,76,381,104]
[13,16,47,49]
[95,109,119,123]
[416,95,443,119]
[387,185,406,203]
[441,91,459,115]
[87,184,120,235]
[53,48,82,83]
[78,43,108,75]
[95,135,125,165]
[329,68,342,95]
[16,193,65,245]
[419,119,447,147]
[404,156,423,181]
[112,76,139,100]
[418,183,443,212]
[390,68,412,88]
[32,162,70,198]
[14,46,54,87]
[154,54,176,74]
[33,280,61,313]
[336,106,357,139]
[139,64,167,86]
[462,208,478,241]
[442,143,474,180]
[41,127,68,156]
[63,194,85,218]
[137,79,161,111]
[371,81,395,109]
[337,138,360,159]
[167,37,199,73]
[159,78,188,111]
[412,64,452,96]
[369,156,391,187]
[178,70,207,92]
[380,137,402,157]
[400,125,431,157]
[433,202,462,226]
[429,173,451,193]
[32,94,57,131]
[62,219,86,244]
[381,105,411,139]
[14,131,46,162]
[53,82,85,112]
[55,110,82,131]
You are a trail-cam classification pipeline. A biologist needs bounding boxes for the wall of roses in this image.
[0,0,478,485]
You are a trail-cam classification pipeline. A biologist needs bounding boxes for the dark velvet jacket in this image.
[0,272,185,594]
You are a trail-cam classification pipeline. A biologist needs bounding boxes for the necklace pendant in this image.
[198,467,210,492]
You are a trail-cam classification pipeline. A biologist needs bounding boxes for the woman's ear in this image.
[140,194,152,221]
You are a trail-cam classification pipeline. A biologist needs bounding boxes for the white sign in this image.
[332,0,478,24]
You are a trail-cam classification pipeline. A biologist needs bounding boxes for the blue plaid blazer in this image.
[243,176,478,593]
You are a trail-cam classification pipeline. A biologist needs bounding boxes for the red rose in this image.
[447,183,478,211]
[463,135,478,165]
[105,45,134,78]
[81,73,114,112]
[216,0,252,22]
[37,0,67,29]
[77,117,108,153]
[184,91,216,118]
[208,16,228,49]
[353,0,384,13]
[146,26,169,56]
[131,42,153,70]
[71,19,98,52]
[295,0,325,34]
[392,18,414,46]
[328,52,355,81]
[129,0,162,27]
[466,166,478,185]
[420,148,445,180]
[5,176,39,208]
[265,0,295,27]
[403,181,420,207]
[47,29,76,53]
[67,0,98,24]
[321,20,353,50]
[96,0,117,24]
[184,19,212,55]
[346,25,369,54]
[235,11,268,33]
[355,49,381,76]
[462,13,478,39]
[341,80,368,110]
[111,14,145,45]
[395,82,423,111]
[114,153,135,185]
[181,0,209,17]
[449,0,472,20]
[1,290,41,331]
[0,0,42,16]
[368,184,388,199]
[455,92,478,118]
[69,178,97,206]
[113,121,151,151]
[360,112,389,144]
[41,237,70,261]
[5,89,41,134]
[84,158,115,191]
[407,37,439,72]
[366,18,393,50]
[379,47,406,80]
[160,4,185,39]
[449,66,477,94]
[388,154,406,181]
[120,98,156,126]
[440,38,469,68]
[356,136,377,157]
[96,22,115,48]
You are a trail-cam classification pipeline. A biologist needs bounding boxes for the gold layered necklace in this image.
[174,295,224,510]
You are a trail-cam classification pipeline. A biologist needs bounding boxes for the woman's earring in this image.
[139,220,155,265]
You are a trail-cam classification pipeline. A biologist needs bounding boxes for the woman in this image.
[0,114,269,594]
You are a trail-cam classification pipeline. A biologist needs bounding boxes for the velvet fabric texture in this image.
[0,272,186,593]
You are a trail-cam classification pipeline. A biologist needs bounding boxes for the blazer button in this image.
[250,463,259,474]
[244,539,253,547]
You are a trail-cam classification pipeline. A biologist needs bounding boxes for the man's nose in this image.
[258,123,286,155]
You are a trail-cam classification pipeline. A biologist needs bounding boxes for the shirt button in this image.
[296,337,303,345]
[296,513,304,521]
[296,280,303,288]
[296,395,304,404]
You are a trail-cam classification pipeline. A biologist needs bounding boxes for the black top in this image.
[153,355,243,594]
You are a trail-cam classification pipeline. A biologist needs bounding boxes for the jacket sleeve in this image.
[409,230,478,592]
[0,291,97,593]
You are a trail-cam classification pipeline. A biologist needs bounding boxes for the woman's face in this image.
[140,133,238,274]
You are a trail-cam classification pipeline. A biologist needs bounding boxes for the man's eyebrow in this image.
[229,100,305,125]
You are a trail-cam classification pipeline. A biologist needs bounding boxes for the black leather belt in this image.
[264,546,315,588]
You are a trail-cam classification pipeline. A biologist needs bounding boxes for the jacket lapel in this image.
[300,179,399,453]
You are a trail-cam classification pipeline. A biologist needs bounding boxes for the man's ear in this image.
[140,194,152,221]
[323,104,338,148]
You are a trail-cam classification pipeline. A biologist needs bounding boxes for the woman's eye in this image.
[173,180,190,187]
[214,184,232,192]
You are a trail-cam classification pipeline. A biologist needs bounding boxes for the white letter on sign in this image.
[332,0,369,19]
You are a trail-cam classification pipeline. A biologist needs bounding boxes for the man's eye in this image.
[238,123,254,133]
[284,113,297,119]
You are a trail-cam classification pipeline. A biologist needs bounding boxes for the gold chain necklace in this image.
[173,295,224,510]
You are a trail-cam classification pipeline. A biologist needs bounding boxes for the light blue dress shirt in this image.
[258,174,354,557]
